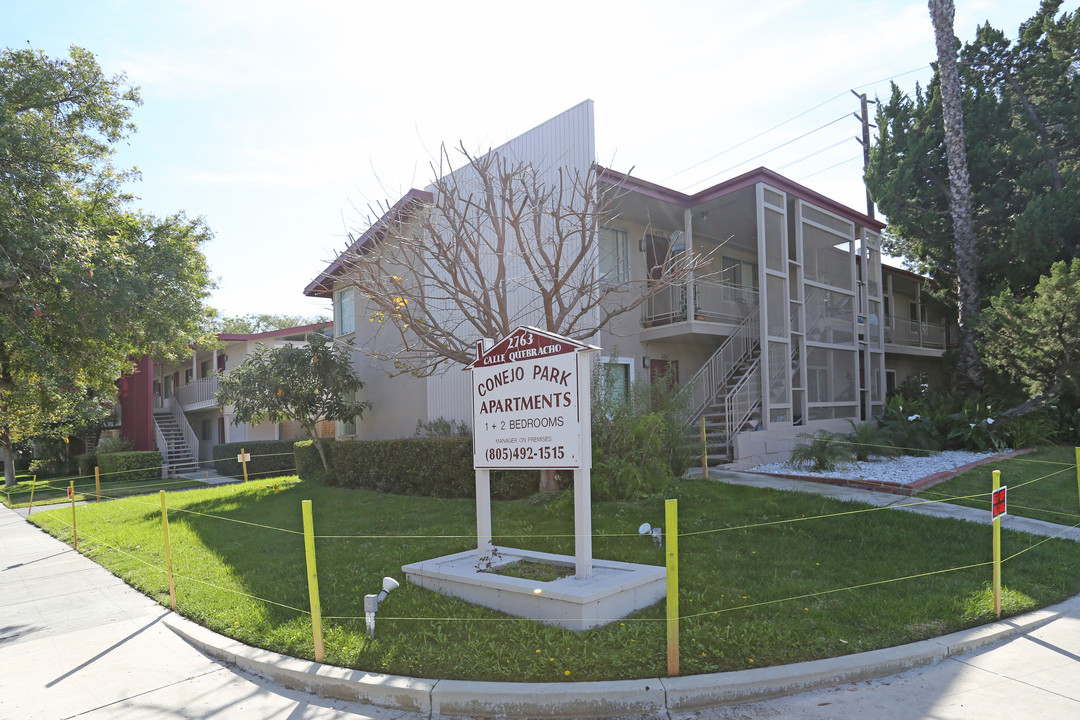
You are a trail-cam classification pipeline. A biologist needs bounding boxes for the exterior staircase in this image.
[153,410,199,475]
[683,306,763,465]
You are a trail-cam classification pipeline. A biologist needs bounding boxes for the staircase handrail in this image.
[153,419,168,479]
[168,401,199,471]
[724,359,762,442]
[684,301,760,419]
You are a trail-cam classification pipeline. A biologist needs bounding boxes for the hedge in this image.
[74,453,97,477]
[213,440,298,480]
[294,437,537,499]
[97,451,162,483]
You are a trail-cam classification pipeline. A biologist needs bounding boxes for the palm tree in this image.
[929,0,983,393]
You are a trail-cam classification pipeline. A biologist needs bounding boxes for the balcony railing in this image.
[643,278,758,327]
[884,316,952,350]
[175,374,220,410]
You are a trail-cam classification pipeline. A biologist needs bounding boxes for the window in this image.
[200,360,211,378]
[598,228,629,283]
[601,360,633,405]
[337,389,357,436]
[184,368,193,384]
[200,418,212,441]
[336,287,356,335]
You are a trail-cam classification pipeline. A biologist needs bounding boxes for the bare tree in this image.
[339,144,702,377]
[929,0,983,392]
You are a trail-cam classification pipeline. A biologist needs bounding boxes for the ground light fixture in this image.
[638,522,663,547]
[364,576,400,638]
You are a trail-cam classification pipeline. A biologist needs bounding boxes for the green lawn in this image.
[28,476,1080,682]
[3,473,205,509]
[917,445,1080,527]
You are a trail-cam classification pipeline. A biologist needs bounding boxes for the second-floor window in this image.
[598,228,629,284]
[336,287,356,335]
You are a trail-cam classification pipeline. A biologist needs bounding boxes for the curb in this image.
[164,598,1067,718]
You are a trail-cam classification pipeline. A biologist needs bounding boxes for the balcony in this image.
[884,316,953,353]
[642,278,757,331]
[174,374,220,411]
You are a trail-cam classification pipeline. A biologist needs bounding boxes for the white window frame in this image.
[335,287,356,336]
[598,227,630,284]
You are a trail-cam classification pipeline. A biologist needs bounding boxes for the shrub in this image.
[74,453,97,476]
[97,451,161,483]
[294,439,337,483]
[326,437,535,500]
[845,420,898,462]
[788,430,853,472]
[415,417,471,438]
[28,458,58,475]
[95,437,133,455]
[213,440,297,480]
[590,365,693,500]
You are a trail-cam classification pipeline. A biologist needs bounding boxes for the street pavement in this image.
[2,472,1079,719]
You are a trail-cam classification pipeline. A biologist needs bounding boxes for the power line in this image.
[662,64,933,190]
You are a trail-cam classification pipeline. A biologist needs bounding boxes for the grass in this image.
[917,445,1080,527]
[27,475,1080,682]
[3,472,205,509]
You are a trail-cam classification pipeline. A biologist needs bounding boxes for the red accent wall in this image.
[120,357,155,451]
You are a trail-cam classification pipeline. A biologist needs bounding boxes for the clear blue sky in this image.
[2,1,1046,318]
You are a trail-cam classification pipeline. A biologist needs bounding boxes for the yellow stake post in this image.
[27,474,37,517]
[301,500,325,662]
[992,469,1002,619]
[665,498,680,676]
[70,481,77,550]
[700,418,708,480]
[1075,447,1079,512]
[241,448,249,483]
[160,491,177,611]
[95,466,102,502]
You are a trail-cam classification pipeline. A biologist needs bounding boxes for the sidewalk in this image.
[706,467,1080,541]
[0,504,422,720]
[3,479,1079,718]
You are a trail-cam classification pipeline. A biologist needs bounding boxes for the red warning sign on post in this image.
[992,486,1008,520]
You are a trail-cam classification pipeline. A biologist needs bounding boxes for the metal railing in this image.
[175,374,219,410]
[884,316,949,349]
[153,420,168,479]
[725,360,762,441]
[684,305,761,419]
[642,279,758,327]
[167,400,200,470]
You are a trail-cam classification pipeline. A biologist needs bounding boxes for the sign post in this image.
[991,470,1006,618]
[467,327,598,579]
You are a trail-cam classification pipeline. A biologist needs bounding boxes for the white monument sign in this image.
[466,327,598,577]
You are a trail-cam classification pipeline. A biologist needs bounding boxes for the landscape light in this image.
[364,576,400,638]
[638,522,663,548]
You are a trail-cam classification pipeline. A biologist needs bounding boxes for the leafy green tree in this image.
[979,259,1080,416]
[0,46,215,486]
[215,313,331,335]
[216,329,371,471]
[867,2,1080,324]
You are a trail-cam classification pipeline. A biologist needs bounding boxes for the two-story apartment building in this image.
[305,101,951,465]
[117,323,333,474]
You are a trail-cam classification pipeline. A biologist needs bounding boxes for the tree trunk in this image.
[929,0,983,393]
[304,423,330,472]
[539,469,559,494]
[2,437,15,488]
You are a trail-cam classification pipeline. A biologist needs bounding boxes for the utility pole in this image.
[851,89,878,219]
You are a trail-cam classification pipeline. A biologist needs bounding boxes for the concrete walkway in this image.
[3,476,1079,718]
[707,467,1080,541]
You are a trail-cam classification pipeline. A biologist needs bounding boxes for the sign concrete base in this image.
[402,548,666,631]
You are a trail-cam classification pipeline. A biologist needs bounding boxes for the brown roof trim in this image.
[304,188,433,298]
[217,322,332,342]
[597,165,886,232]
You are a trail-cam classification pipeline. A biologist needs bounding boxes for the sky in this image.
[2,0,1050,320]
